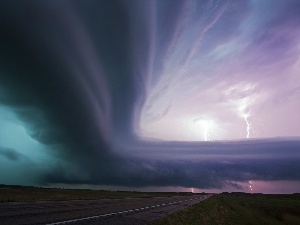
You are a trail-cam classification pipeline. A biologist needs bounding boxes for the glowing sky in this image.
[136,0,300,141]
[0,0,300,193]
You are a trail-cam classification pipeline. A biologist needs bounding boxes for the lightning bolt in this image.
[244,115,250,139]
[201,120,212,141]
[238,97,253,139]
[193,118,219,141]
[249,181,253,192]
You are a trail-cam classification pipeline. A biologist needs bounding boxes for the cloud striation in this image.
[0,0,300,193]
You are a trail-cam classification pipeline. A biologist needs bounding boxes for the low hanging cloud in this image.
[0,147,24,161]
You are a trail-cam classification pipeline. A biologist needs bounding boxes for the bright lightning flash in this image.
[238,98,253,139]
[249,181,253,192]
[244,114,251,139]
[203,120,211,141]
[194,119,215,141]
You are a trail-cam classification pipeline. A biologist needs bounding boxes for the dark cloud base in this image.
[42,139,300,189]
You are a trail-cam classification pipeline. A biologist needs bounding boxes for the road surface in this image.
[0,194,212,225]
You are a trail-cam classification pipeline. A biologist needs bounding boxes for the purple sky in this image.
[136,0,300,142]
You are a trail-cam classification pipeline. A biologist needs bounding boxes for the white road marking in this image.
[47,196,210,225]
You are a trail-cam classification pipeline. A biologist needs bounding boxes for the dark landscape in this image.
[152,193,300,225]
[0,185,210,225]
[1,185,300,225]
[0,184,196,202]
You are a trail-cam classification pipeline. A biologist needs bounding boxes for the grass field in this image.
[151,193,300,225]
[0,184,196,202]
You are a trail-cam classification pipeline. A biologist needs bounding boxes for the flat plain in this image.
[0,185,195,202]
[151,193,300,225]
[2,185,300,225]
[0,185,211,225]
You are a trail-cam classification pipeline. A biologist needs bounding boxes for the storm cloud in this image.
[0,0,300,193]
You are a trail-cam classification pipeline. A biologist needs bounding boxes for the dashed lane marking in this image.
[47,196,210,225]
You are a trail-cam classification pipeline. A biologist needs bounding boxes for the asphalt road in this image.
[0,194,212,225]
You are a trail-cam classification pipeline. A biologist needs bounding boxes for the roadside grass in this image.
[151,193,300,225]
[0,184,197,202]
